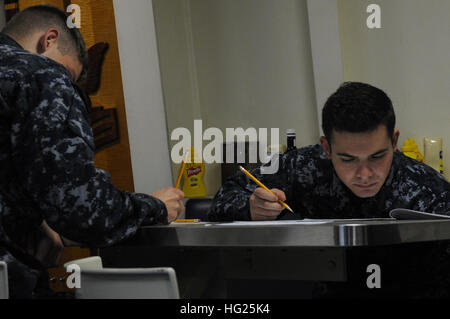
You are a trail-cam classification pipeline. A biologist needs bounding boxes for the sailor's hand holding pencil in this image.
[249,187,289,220]
[152,187,185,223]
[153,154,189,223]
[239,166,293,221]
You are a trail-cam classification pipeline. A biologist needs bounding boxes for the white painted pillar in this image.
[306,0,344,136]
[112,0,173,193]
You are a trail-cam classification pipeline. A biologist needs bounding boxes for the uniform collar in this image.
[0,32,24,50]
[383,150,400,188]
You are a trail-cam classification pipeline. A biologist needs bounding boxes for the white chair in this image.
[0,261,8,299]
[64,256,179,299]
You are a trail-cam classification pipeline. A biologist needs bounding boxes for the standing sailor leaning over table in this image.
[0,5,185,299]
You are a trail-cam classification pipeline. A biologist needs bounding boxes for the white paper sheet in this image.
[208,218,394,227]
[210,220,329,226]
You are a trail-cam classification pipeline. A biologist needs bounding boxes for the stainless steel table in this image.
[128,218,450,247]
[101,218,450,298]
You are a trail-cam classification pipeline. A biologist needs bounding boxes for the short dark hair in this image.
[2,5,88,81]
[322,82,396,143]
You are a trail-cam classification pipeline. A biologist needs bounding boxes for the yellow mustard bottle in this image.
[182,147,206,198]
[401,138,424,163]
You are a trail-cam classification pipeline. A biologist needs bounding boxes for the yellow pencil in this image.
[175,161,185,189]
[239,165,294,213]
[175,151,191,189]
[174,219,201,223]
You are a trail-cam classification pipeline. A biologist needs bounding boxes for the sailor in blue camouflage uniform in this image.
[0,5,184,298]
[209,82,450,298]
[210,146,449,221]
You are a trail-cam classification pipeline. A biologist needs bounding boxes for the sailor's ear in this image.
[320,136,332,159]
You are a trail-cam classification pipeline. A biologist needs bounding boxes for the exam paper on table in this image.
[210,220,329,226]
[209,218,394,227]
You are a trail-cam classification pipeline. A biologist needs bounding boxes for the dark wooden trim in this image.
[62,0,72,10]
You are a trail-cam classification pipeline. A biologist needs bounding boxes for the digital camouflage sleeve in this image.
[0,33,167,297]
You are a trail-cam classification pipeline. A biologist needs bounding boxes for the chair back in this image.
[65,256,103,270]
[0,261,8,299]
[65,257,179,299]
[185,198,213,221]
[76,267,180,299]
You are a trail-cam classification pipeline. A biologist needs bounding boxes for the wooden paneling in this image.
[72,0,135,192]
[18,0,64,10]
